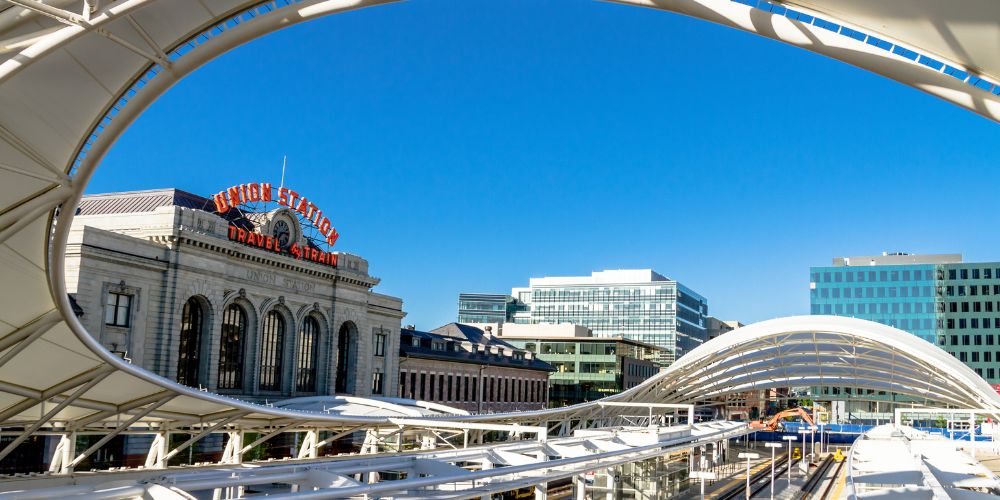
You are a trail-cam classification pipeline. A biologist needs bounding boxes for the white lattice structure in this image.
[0,0,998,495]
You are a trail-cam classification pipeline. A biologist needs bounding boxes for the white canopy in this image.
[0,0,995,448]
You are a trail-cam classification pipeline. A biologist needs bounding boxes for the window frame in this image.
[105,291,132,327]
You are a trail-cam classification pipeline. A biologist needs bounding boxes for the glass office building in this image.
[457,293,526,324]
[512,270,708,365]
[502,336,661,406]
[811,253,1000,384]
[810,263,938,343]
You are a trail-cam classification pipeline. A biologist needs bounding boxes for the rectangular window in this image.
[105,291,132,327]
[975,302,983,312]
[960,352,968,362]
[374,333,386,357]
[989,368,996,380]
[987,269,994,279]
[963,334,970,345]
[987,352,994,362]
[974,269,981,279]
[976,335,983,345]
[961,269,969,280]
[950,269,958,280]
[372,371,383,395]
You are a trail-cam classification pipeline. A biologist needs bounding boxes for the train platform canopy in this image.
[0,0,997,446]
[273,396,470,418]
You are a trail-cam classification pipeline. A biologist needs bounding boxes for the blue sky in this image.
[90,0,1000,329]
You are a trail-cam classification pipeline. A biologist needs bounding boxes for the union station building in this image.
[64,187,405,403]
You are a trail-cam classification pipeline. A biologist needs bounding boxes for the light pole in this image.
[765,442,781,500]
[738,452,760,500]
[690,470,716,500]
[809,425,818,461]
[819,424,826,454]
[782,435,796,484]
[798,429,810,474]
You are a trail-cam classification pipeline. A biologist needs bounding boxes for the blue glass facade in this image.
[810,265,938,343]
[811,257,1000,384]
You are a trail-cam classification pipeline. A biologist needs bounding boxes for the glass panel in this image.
[296,317,318,392]
[177,298,202,386]
[218,304,246,390]
[259,311,285,391]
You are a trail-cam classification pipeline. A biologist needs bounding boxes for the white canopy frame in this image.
[0,0,996,477]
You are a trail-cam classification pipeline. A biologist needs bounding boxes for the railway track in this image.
[799,455,834,498]
[815,459,845,500]
[711,452,844,500]
[713,454,789,500]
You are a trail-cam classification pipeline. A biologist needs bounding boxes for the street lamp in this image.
[738,452,760,499]
[765,442,782,500]
[782,435,796,484]
[690,470,717,500]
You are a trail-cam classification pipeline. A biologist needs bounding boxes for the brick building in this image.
[398,324,554,413]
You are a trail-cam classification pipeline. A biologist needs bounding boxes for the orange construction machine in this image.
[749,407,816,431]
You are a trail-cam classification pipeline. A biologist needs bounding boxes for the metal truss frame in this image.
[0,0,997,496]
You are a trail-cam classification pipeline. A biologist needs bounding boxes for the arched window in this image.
[218,304,247,390]
[177,297,203,386]
[259,310,285,391]
[296,316,319,392]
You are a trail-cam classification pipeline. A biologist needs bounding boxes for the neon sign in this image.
[212,182,339,247]
[227,225,337,267]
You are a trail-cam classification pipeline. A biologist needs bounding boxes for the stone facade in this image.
[64,189,404,402]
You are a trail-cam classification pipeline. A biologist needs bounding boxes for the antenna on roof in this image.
[279,155,287,190]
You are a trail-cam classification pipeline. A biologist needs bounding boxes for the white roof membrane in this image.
[0,0,993,459]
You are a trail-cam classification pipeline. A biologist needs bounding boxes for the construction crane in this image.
[748,407,816,431]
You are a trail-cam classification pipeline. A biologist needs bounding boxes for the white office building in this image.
[511,270,708,364]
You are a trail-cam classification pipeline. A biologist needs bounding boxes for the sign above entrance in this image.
[227,224,337,268]
[212,182,339,247]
